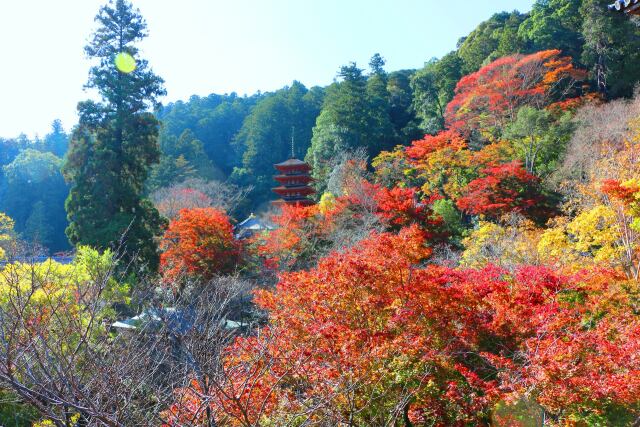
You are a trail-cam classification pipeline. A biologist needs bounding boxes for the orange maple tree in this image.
[255,179,445,271]
[445,50,586,141]
[164,222,640,425]
[159,207,243,285]
[456,160,553,223]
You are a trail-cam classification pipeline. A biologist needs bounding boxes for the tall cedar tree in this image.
[64,0,166,270]
[306,56,395,191]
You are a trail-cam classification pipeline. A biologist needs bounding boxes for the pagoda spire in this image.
[290,126,295,158]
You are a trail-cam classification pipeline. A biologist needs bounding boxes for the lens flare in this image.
[114,52,136,73]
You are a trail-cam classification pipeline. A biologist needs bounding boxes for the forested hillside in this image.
[2,0,640,254]
[1,0,640,425]
[101,0,640,216]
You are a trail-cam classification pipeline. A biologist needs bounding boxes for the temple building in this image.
[609,0,640,14]
[272,158,315,207]
[234,213,273,240]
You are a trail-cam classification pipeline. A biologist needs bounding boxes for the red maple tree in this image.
[164,225,640,425]
[159,207,243,285]
[445,50,586,140]
[456,161,551,222]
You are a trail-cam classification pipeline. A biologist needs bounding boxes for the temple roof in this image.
[235,214,274,239]
[272,185,316,194]
[274,158,311,168]
[274,174,314,181]
[609,0,640,14]
[272,198,315,206]
[236,214,273,231]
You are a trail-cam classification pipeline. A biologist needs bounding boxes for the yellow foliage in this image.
[461,217,542,269]
[0,212,14,260]
[618,178,640,232]
[33,414,79,427]
[318,192,337,216]
[372,146,410,188]
[538,205,621,271]
[0,247,128,331]
[536,218,573,263]
[417,147,472,200]
[568,205,620,262]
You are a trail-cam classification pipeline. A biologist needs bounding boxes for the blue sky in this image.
[0,0,535,138]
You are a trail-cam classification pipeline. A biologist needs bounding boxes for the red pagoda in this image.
[272,158,315,207]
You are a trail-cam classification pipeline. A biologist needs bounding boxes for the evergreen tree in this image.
[25,201,53,250]
[457,11,528,74]
[231,81,322,209]
[365,54,396,152]
[64,0,166,270]
[147,154,198,190]
[148,128,220,191]
[43,120,69,158]
[157,93,259,176]
[387,69,422,142]
[306,64,368,190]
[580,0,640,98]
[3,149,69,252]
[306,58,396,191]
[368,53,386,76]
[411,52,463,134]
[518,0,584,60]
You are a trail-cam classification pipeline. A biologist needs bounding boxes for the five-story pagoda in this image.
[272,158,315,206]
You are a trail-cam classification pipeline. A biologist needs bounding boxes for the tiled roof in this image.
[609,0,640,14]
[236,214,273,231]
[274,158,310,167]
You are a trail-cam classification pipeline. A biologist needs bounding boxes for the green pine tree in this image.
[64,0,166,270]
[306,57,396,191]
[580,0,640,98]
[43,120,69,158]
[25,201,53,250]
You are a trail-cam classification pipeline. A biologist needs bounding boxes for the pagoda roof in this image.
[274,158,311,169]
[609,0,640,14]
[272,198,315,207]
[272,185,316,195]
[274,174,314,182]
[275,158,307,167]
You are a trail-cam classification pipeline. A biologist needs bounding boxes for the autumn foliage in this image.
[445,50,586,140]
[160,207,243,284]
[155,49,640,426]
[456,161,552,222]
[166,227,498,425]
[165,224,640,425]
[255,178,444,271]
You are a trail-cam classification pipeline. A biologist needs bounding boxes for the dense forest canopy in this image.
[2,0,640,425]
[2,0,640,255]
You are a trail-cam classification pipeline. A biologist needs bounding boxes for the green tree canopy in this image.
[231,81,323,209]
[306,57,398,191]
[64,0,166,270]
[519,0,583,60]
[3,149,69,252]
[43,120,69,158]
[457,11,528,74]
[411,52,463,134]
[580,0,640,98]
